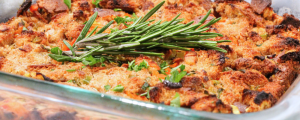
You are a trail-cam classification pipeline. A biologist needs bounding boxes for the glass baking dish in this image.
[1,71,300,120]
[1,0,300,119]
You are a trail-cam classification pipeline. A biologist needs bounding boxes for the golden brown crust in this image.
[17,0,32,16]
[99,0,137,12]
[149,83,207,107]
[191,96,232,113]
[37,0,69,14]
[233,58,276,76]
[0,57,5,70]
[258,82,284,99]
[0,24,15,47]
[242,89,276,112]
[269,63,297,89]
[27,64,56,71]
[250,0,272,14]
[95,9,121,17]
[65,21,84,41]
[215,0,244,3]
[280,14,300,28]
[180,76,207,93]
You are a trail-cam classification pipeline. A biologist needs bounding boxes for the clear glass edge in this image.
[0,71,299,120]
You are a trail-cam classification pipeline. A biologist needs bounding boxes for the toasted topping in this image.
[36,72,54,82]
[17,0,32,16]
[37,0,69,14]
[251,0,272,14]
[215,0,244,3]
[280,14,300,28]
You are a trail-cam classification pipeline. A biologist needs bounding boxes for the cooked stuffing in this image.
[0,0,300,114]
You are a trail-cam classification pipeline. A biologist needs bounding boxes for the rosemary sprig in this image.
[49,1,230,64]
[95,20,114,34]
[86,26,98,38]
[63,40,75,56]
[139,1,165,23]
[73,12,98,46]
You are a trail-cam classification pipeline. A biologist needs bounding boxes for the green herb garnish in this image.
[63,40,75,56]
[110,28,119,33]
[85,26,98,38]
[96,20,114,34]
[256,43,263,47]
[114,15,138,27]
[141,82,150,91]
[260,33,268,40]
[159,61,169,75]
[217,88,223,99]
[50,47,62,55]
[48,1,229,63]
[140,87,153,98]
[73,12,98,46]
[165,64,187,83]
[170,92,180,107]
[82,55,97,66]
[66,69,77,72]
[92,0,101,8]
[113,85,124,92]
[159,78,163,82]
[64,0,71,9]
[22,27,28,31]
[83,76,92,85]
[104,85,111,91]
[223,67,233,71]
[127,60,149,72]
[114,8,122,11]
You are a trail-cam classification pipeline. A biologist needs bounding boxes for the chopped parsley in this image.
[260,33,268,40]
[165,64,187,83]
[82,55,97,66]
[114,8,122,12]
[22,27,28,31]
[67,80,73,83]
[127,60,149,72]
[256,43,263,47]
[81,55,107,67]
[141,82,150,91]
[104,85,111,91]
[170,92,180,107]
[82,76,92,85]
[113,85,124,92]
[159,61,169,75]
[64,0,71,9]
[66,69,76,72]
[140,87,153,98]
[50,47,63,55]
[159,78,163,82]
[66,76,91,85]
[114,13,138,27]
[223,67,233,71]
[92,0,101,8]
[110,28,119,33]
[217,88,223,99]
[99,57,106,67]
